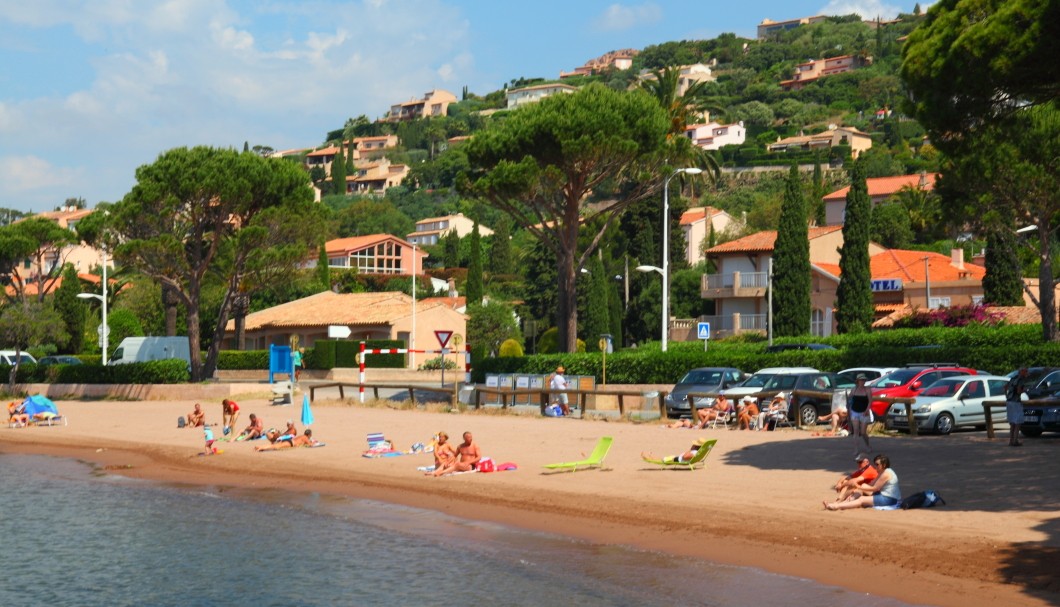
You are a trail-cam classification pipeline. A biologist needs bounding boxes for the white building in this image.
[685,121,746,150]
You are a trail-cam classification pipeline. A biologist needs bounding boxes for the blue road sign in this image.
[697,322,711,340]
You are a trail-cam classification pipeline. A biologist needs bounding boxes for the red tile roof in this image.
[823,173,937,202]
[228,291,460,332]
[870,249,984,282]
[679,206,722,226]
[325,234,406,256]
[705,225,842,254]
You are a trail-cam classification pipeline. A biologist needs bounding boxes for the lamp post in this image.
[641,167,702,353]
[411,242,417,369]
[922,256,931,309]
[78,248,108,364]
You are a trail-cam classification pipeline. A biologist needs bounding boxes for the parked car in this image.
[1020,397,1060,437]
[665,367,746,418]
[38,355,83,366]
[764,343,836,353]
[721,367,819,399]
[869,365,978,417]
[755,371,841,426]
[885,375,1011,435]
[837,367,897,386]
[1014,367,1060,400]
[0,350,37,366]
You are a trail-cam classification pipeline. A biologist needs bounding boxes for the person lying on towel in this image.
[256,429,320,451]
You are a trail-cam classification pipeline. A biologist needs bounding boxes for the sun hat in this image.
[693,437,708,447]
[856,373,867,380]
[741,395,756,403]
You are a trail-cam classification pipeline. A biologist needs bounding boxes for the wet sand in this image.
[2,395,1058,606]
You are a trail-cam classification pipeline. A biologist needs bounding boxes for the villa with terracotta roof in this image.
[779,54,870,90]
[700,227,889,337]
[757,15,827,39]
[10,207,111,293]
[679,206,736,265]
[822,172,937,225]
[636,63,716,96]
[767,126,872,159]
[406,213,493,247]
[314,234,427,276]
[684,121,746,151]
[559,49,637,78]
[222,291,467,357]
[352,134,398,153]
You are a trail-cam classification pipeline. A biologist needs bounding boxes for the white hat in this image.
[741,395,756,403]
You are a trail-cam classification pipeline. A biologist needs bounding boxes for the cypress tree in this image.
[811,154,827,225]
[580,256,610,351]
[836,161,875,333]
[983,226,1025,306]
[443,229,460,268]
[315,243,331,291]
[344,141,354,173]
[331,147,347,196]
[465,222,483,305]
[53,263,85,354]
[488,217,512,275]
[772,164,811,336]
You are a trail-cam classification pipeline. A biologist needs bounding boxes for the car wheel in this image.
[1021,428,1043,438]
[799,403,818,426]
[933,412,954,435]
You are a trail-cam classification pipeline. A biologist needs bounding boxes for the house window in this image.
[928,296,951,309]
[811,309,827,336]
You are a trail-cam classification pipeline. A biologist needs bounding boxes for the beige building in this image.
[11,207,111,293]
[223,291,468,365]
[757,15,827,39]
[637,63,715,96]
[822,173,937,226]
[560,49,637,78]
[780,54,870,90]
[385,89,457,122]
[679,206,737,265]
[767,126,873,159]
[406,213,493,247]
[313,234,427,276]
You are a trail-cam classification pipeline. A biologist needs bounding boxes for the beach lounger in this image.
[641,439,716,471]
[30,414,67,427]
[543,436,612,472]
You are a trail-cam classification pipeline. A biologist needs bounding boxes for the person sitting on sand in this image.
[663,406,712,429]
[736,396,759,430]
[431,431,481,476]
[832,453,879,502]
[221,399,240,436]
[7,401,29,427]
[824,454,900,510]
[236,413,264,441]
[256,429,318,451]
[267,420,298,443]
[186,403,205,428]
[641,438,708,464]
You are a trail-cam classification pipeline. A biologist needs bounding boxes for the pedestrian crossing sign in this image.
[697,322,711,340]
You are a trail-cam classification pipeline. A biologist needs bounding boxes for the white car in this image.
[837,367,897,387]
[722,367,819,398]
[0,350,37,366]
[885,375,1010,435]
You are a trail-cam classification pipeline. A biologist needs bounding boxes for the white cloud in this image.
[0,155,76,193]
[819,0,903,20]
[594,3,662,32]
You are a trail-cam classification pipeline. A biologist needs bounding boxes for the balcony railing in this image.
[702,271,769,298]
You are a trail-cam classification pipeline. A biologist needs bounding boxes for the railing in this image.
[704,271,768,290]
[739,314,767,331]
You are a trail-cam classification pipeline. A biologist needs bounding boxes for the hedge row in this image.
[216,340,405,371]
[4,359,190,384]
[474,325,1055,384]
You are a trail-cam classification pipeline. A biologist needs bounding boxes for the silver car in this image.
[886,375,1010,435]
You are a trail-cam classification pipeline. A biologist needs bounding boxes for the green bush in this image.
[6,359,190,384]
[498,338,524,357]
[419,356,459,370]
[216,350,271,370]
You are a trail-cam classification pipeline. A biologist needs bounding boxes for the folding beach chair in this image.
[641,439,717,471]
[543,437,613,472]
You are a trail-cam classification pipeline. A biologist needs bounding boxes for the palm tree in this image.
[638,66,720,182]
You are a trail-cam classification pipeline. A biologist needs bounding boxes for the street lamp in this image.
[642,167,702,353]
[77,248,109,364]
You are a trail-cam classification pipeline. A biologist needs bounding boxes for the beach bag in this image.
[544,404,563,417]
[901,490,946,510]
[478,457,495,473]
[177,416,186,428]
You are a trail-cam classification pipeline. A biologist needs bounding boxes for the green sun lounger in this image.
[641,439,717,471]
[543,436,613,472]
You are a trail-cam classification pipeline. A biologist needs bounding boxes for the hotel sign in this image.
[871,279,903,292]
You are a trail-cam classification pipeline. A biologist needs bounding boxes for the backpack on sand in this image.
[177,416,186,429]
[901,490,946,510]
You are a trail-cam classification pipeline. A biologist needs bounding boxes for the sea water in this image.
[0,454,918,607]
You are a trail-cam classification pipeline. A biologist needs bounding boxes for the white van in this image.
[109,337,191,366]
[0,350,38,366]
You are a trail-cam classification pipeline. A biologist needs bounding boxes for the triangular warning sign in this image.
[434,330,453,348]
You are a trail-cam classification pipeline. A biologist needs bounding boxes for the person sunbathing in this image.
[266,421,298,443]
[641,438,707,464]
[256,429,318,451]
[186,403,206,428]
[832,453,879,502]
[236,413,264,441]
[428,431,457,476]
[7,401,29,427]
[663,406,712,429]
[736,396,760,430]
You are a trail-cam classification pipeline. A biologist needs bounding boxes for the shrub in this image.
[419,356,459,370]
[498,338,524,357]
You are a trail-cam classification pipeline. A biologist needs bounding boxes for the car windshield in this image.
[679,370,724,385]
[874,369,919,388]
[763,375,799,391]
[921,380,961,397]
[740,373,775,388]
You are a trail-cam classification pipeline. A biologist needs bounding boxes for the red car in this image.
[869,365,978,417]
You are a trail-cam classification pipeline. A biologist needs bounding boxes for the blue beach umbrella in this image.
[301,393,314,427]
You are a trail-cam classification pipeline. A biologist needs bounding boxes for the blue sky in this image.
[0,0,914,213]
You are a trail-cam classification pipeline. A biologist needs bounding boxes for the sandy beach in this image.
[2,394,1058,607]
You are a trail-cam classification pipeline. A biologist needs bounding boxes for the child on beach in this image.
[204,425,217,455]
